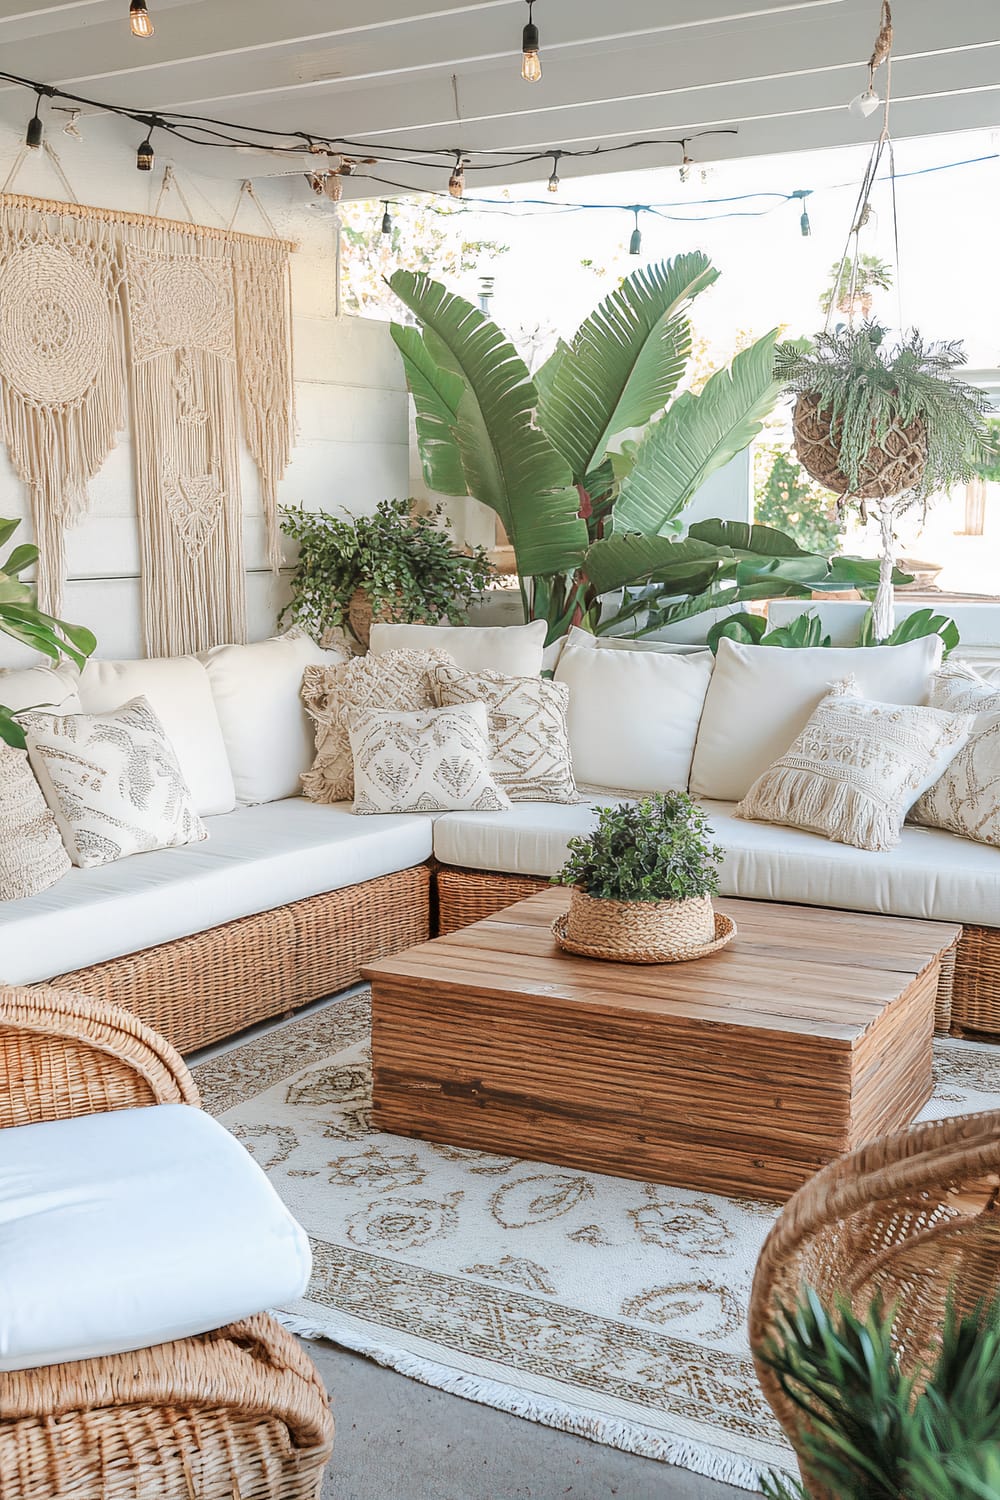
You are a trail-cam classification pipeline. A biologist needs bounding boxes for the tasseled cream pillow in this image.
[909,661,1000,847]
[0,745,71,899]
[734,678,971,852]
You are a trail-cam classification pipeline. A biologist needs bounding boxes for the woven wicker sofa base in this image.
[0,1314,333,1500]
[433,864,996,1041]
[48,864,431,1055]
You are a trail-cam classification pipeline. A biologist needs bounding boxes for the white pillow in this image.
[0,1103,310,1371]
[735,679,970,852]
[369,620,547,677]
[555,637,714,794]
[910,662,1000,847]
[80,656,235,817]
[432,662,577,803]
[0,745,70,900]
[349,701,512,815]
[0,663,80,715]
[200,632,346,805]
[689,634,943,802]
[23,696,206,868]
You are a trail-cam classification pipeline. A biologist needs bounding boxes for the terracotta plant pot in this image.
[792,392,927,500]
[565,888,715,960]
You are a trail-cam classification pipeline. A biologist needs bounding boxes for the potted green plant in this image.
[280,497,493,648]
[757,1289,1000,1500]
[0,517,95,748]
[551,792,729,963]
[775,324,992,637]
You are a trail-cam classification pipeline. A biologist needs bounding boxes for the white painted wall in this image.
[0,126,409,666]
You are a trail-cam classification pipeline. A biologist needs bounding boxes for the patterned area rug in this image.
[192,994,1000,1492]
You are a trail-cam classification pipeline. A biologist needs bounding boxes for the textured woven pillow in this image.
[909,662,1000,847]
[348,702,511,815]
[734,679,971,852]
[0,746,71,899]
[22,697,206,869]
[431,662,577,803]
[300,648,454,804]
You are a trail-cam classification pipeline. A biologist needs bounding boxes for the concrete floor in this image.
[304,1338,748,1500]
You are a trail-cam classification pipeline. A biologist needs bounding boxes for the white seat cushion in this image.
[79,656,236,817]
[369,620,546,677]
[433,796,1000,927]
[201,634,346,805]
[0,798,434,984]
[0,1103,310,1371]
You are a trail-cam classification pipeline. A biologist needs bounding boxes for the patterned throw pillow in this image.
[22,697,207,869]
[0,746,71,899]
[431,662,578,803]
[909,662,1000,846]
[734,678,971,852]
[348,702,511,815]
[300,649,453,805]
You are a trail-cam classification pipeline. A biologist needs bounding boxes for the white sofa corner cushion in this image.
[0,663,80,715]
[555,638,713,793]
[369,620,547,677]
[0,798,434,986]
[0,1103,310,1371]
[79,656,236,817]
[433,796,999,927]
[689,634,943,802]
[201,633,345,805]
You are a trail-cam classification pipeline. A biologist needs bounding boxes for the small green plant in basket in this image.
[552,793,728,963]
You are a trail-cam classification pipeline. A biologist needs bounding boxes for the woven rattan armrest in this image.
[0,982,199,1129]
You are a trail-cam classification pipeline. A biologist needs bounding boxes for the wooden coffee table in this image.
[363,890,961,1200]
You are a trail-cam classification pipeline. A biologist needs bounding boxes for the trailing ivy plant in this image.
[775,324,992,504]
[0,517,96,748]
[552,793,724,904]
[758,1288,1000,1500]
[706,604,959,656]
[280,498,492,646]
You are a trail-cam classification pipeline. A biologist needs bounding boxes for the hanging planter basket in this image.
[792,392,927,501]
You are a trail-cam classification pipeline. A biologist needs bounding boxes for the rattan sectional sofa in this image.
[2,619,999,1053]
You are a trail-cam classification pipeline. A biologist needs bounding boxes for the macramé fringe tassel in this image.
[737,765,899,851]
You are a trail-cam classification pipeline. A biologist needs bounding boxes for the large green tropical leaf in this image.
[389,324,466,497]
[390,270,586,578]
[584,533,727,596]
[537,254,718,483]
[613,331,782,536]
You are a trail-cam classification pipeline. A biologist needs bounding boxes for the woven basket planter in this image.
[563,888,717,962]
[792,392,927,500]
[346,588,437,649]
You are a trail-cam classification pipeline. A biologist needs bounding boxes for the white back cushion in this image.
[0,1103,310,1371]
[80,656,235,817]
[369,620,547,677]
[690,635,943,801]
[555,637,714,793]
[0,664,80,715]
[201,633,345,804]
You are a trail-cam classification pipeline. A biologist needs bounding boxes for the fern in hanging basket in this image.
[776,324,992,509]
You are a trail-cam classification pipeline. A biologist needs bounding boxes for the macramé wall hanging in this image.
[0,190,294,655]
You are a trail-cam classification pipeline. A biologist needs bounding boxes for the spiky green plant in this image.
[758,1288,1000,1500]
[775,324,992,503]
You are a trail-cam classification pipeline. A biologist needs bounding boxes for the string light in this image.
[791,188,813,236]
[57,108,84,140]
[136,123,155,171]
[521,0,542,83]
[380,201,393,234]
[129,0,154,38]
[849,87,880,118]
[547,151,561,193]
[628,207,642,256]
[448,153,466,198]
[678,140,694,184]
[24,90,44,150]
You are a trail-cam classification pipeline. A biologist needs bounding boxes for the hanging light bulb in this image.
[628,209,642,256]
[521,0,542,82]
[25,92,44,150]
[62,109,83,140]
[848,86,880,118]
[678,140,693,184]
[790,189,812,237]
[380,201,393,235]
[136,124,155,171]
[448,154,466,198]
[547,151,561,193]
[129,0,154,37]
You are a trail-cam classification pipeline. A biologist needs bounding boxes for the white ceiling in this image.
[0,0,997,193]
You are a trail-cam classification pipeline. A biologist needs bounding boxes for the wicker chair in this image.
[0,983,335,1500]
[749,1109,1000,1498]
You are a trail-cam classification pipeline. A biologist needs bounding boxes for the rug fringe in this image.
[273,1309,782,1494]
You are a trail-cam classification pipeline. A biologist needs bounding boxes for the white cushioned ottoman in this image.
[0,1102,310,1371]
